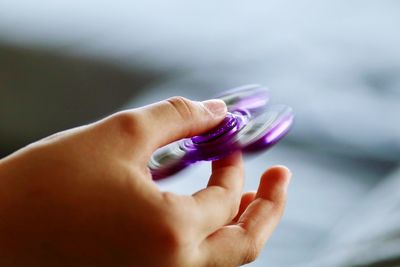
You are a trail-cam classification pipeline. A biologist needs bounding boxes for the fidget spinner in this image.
[149,85,294,179]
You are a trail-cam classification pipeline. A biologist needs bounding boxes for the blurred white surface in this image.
[2,0,399,160]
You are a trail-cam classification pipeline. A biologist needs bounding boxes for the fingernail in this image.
[202,99,227,117]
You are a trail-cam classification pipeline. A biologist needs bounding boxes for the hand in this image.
[0,97,291,267]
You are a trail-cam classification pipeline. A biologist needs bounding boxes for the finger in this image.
[232,191,256,223]
[134,97,226,153]
[192,152,244,236]
[239,165,291,245]
[200,166,291,266]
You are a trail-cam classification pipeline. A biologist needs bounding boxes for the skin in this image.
[0,97,291,267]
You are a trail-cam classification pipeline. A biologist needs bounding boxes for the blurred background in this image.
[1,1,399,266]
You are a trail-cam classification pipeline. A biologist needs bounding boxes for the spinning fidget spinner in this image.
[149,85,294,179]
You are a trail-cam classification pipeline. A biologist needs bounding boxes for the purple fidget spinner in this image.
[149,84,294,180]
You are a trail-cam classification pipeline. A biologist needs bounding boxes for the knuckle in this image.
[156,223,194,267]
[242,237,262,264]
[159,192,193,246]
[166,96,196,121]
[162,192,183,212]
[221,187,241,218]
[107,111,145,139]
[258,197,286,221]
[266,196,286,217]
[275,198,287,214]
[161,223,189,250]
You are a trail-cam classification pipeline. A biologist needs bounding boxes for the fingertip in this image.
[265,165,291,176]
[262,165,292,186]
[256,165,292,201]
[202,99,228,118]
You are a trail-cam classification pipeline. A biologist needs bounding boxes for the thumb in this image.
[134,96,227,152]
